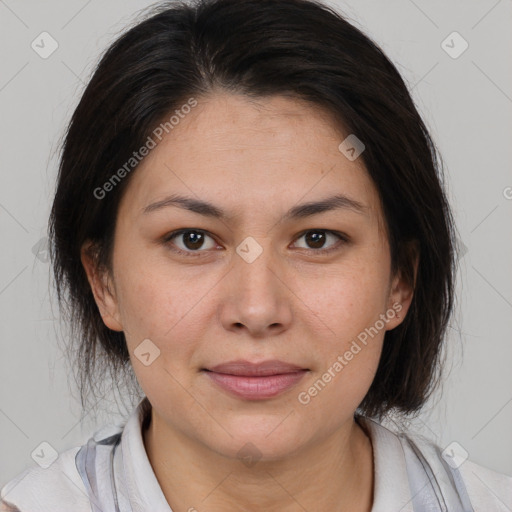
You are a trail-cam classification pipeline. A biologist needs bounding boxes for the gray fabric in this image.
[75,434,123,512]
[399,434,474,511]
[75,421,476,511]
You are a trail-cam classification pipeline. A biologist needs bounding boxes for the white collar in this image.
[116,397,171,510]
[357,416,414,511]
[116,399,414,511]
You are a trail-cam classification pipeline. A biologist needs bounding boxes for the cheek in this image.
[296,260,389,411]
[113,247,211,340]
[118,262,206,402]
[296,325,384,425]
[306,260,391,343]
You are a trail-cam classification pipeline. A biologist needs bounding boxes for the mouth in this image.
[201,359,309,400]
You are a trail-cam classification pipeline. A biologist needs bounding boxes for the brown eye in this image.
[305,231,327,249]
[293,230,348,253]
[180,230,205,250]
[164,229,218,255]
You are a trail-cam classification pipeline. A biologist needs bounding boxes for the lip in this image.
[203,359,309,400]
[206,359,306,376]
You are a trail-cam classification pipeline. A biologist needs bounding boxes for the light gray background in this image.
[1,0,511,489]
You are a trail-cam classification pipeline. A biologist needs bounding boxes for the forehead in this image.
[118,92,384,229]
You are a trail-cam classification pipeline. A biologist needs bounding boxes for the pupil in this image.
[307,231,325,249]
[181,231,326,251]
[185,231,203,250]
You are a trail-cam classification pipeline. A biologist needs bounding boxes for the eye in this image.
[292,229,348,253]
[163,228,348,258]
[163,229,218,256]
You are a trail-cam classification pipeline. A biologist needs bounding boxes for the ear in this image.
[80,241,123,332]
[385,240,419,331]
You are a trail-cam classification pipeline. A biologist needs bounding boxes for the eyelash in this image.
[162,228,349,258]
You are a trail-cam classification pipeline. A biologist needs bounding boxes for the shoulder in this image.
[0,445,92,512]
[358,415,512,510]
[458,457,512,511]
[404,430,512,511]
[0,401,146,512]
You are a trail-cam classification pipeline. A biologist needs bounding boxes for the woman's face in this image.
[83,92,413,460]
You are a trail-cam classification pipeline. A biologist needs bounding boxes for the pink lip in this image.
[203,359,309,400]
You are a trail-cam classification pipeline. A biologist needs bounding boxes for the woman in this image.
[1,0,510,510]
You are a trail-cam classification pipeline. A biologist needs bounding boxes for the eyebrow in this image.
[141,193,368,220]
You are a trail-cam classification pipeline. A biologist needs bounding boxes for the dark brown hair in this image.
[48,0,457,421]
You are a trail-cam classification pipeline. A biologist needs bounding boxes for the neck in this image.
[142,407,374,512]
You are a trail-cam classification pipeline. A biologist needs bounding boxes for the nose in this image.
[219,238,293,338]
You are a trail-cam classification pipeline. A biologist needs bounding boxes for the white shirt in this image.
[1,397,511,511]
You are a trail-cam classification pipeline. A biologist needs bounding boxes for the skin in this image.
[82,91,416,512]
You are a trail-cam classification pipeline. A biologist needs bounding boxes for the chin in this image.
[204,416,308,462]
